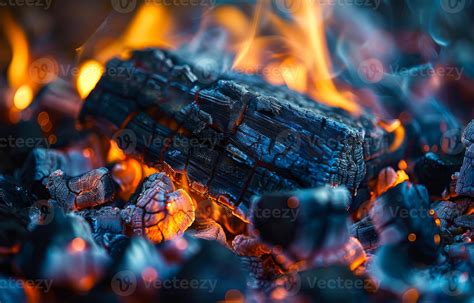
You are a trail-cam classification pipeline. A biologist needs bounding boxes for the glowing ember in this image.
[77,60,104,99]
[13,84,33,110]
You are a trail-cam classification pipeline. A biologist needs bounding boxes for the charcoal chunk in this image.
[414,152,463,196]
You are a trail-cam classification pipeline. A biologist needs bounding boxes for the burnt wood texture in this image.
[80,48,396,215]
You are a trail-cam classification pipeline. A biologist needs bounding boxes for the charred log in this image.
[80,48,400,216]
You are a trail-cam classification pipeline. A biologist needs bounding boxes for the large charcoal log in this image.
[80,48,397,216]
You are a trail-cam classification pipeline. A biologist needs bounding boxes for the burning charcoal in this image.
[19,148,94,198]
[78,206,127,252]
[414,152,464,196]
[462,120,474,146]
[288,265,374,302]
[187,217,227,244]
[15,209,110,293]
[454,215,474,229]
[446,242,474,261]
[370,182,440,264]
[443,173,459,199]
[0,174,33,209]
[349,186,371,213]
[120,173,195,243]
[457,146,474,197]
[106,236,166,300]
[457,121,474,196]
[45,168,116,211]
[0,175,32,254]
[374,167,408,196]
[350,216,379,250]
[232,234,287,295]
[158,238,248,303]
[431,201,463,229]
[80,48,401,216]
[250,186,358,264]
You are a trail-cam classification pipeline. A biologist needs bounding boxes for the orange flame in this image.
[231,1,361,114]
[78,3,175,99]
[378,119,406,152]
[2,13,34,112]
[94,3,175,63]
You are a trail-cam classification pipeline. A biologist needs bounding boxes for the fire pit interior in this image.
[0,1,473,302]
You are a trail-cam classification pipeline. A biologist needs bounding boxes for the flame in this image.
[230,1,361,114]
[13,84,34,110]
[95,3,175,63]
[378,119,406,152]
[3,13,29,89]
[77,60,104,99]
[2,13,34,111]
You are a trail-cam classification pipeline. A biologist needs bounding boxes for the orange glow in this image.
[378,119,406,152]
[230,1,361,114]
[77,60,103,99]
[3,13,29,89]
[408,233,417,242]
[434,234,441,245]
[225,289,245,303]
[402,288,419,303]
[232,0,264,68]
[95,3,175,62]
[467,206,474,215]
[70,237,86,252]
[2,13,36,114]
[107,140,127,162]
[77,276,95,292]
[398,160,408,170]
[112,158,143,200]
[13,84,33,110]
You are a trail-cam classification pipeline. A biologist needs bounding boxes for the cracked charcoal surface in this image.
[80,48,397,214]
